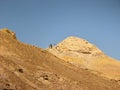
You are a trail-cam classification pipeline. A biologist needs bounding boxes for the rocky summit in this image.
[0,28,120,90]
[48,36,120,80]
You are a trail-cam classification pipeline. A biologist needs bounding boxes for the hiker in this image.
[49,44,52,48]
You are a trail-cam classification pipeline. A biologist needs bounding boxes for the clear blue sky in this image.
[0,0,120,60]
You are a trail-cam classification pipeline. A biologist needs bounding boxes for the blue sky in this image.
[0,0,120,60]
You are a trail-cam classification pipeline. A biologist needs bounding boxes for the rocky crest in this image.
[48,36,120,80]
[0,28,16,39]
[48,36,105,65]
[53,36,103,56]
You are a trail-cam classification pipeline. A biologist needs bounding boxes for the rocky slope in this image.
[48,36,120,80]
[0,28,120,90]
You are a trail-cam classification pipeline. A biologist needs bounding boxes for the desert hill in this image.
[0,28,120,90]
[48,36,120,80]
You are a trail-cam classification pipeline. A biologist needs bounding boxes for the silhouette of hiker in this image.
[49,44,52,48]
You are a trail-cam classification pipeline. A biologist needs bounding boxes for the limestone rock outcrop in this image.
[48,36,120,80]
[1,28,16,39]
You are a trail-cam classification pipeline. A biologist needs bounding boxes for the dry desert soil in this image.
[0,28,120,90]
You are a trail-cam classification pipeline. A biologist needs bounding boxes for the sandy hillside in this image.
[0,28,120,90]
[48,36,120,80]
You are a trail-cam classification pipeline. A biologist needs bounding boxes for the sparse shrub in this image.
[18,68,24,73]
[43,75,49,80]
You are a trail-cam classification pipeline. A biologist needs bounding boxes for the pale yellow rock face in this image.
[48,36,120,80]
